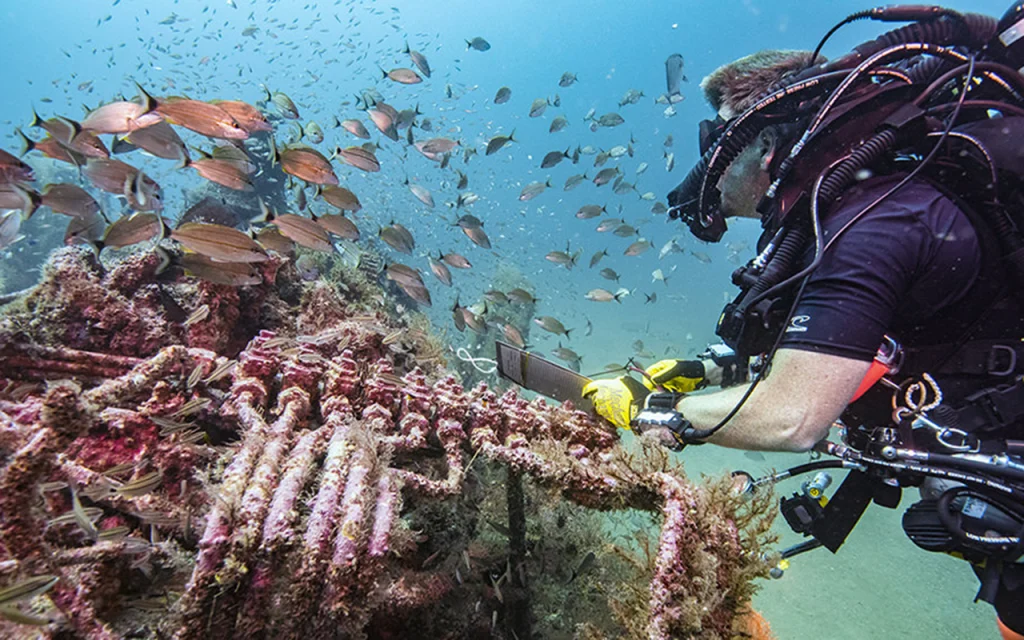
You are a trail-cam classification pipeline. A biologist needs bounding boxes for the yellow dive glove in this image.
[581,376,650,430]
[643,359,707,393]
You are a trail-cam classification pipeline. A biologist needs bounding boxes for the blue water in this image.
[0,1,1015,637]
[0,0,1010,360]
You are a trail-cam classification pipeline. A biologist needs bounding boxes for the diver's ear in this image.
[757,127,780,171]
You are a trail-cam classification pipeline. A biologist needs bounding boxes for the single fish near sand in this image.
[534,316,571,338]
[584,288,623,303]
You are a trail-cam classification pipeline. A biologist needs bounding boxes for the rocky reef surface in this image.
[0,246,776,639]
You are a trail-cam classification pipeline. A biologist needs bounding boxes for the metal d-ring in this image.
[936,427,977,452]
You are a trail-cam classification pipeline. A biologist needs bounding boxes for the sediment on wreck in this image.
[0,247,777,640]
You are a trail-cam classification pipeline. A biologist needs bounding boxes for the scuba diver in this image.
[581,4,1024,638]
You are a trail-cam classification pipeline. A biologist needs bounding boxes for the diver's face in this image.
[717,141,773,220]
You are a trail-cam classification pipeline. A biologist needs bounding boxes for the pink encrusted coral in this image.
[0,248,775,640]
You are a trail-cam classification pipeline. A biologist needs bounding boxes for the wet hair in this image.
[701,50,825,118]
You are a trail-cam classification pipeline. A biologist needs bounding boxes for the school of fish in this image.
[0,0,755,374]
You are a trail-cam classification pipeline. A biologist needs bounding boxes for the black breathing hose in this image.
[792,8,993,86]
[809,9,874,66]
[839,9,996,71]
[805,5,971,76]
[936,487,1024,551]
[743,225,808,303]
[773,459,848,481]
[695,118,762,220]
[816,129,899,205]
[904,55,948,84]
[749,128,894,307]
[857,453,1024,499]
[913,61,1024,105]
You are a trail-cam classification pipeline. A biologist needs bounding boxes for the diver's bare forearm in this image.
[675,348,871,452]
[676,384,814,451]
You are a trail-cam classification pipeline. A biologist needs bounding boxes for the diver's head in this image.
[701,50,818,221]
[715,127,780,220]
[668,50,820,240]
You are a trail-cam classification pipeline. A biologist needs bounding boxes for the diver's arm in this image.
[676,348,872,452]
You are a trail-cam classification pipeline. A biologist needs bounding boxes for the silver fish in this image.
[534,316,571,338]
[659,238,684,260]
[596,112,624,127]
[576,204,605,220]
[407,182,435,208]
[0,211,24,251]
[665,53,688,98]
[564,173,587,191]
[403,42,432,77]
[624,239,652,257]
[584,288,622,303]
[519,179,551,202]
[540,149,569,169]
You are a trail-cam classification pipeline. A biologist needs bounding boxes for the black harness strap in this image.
[955,380,1024,434]
[903,339,1024,377]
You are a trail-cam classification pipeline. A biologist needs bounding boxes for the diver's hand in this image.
[643,359,707,393]
[581,376,650,430]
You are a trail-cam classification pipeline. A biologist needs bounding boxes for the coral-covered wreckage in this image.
[0,246,777,640]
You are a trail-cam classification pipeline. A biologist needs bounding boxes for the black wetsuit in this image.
[779,173,981,360]
[776,173,1024,631]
